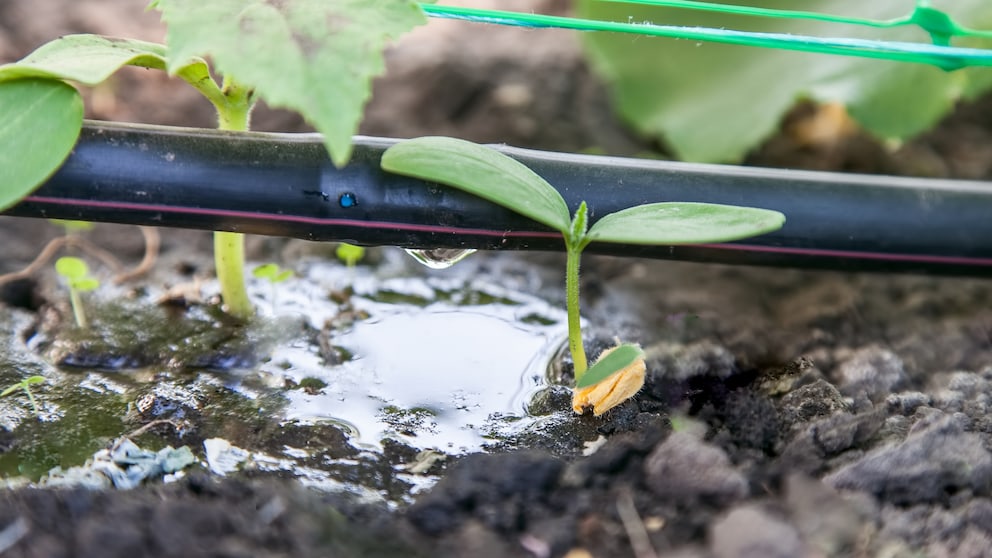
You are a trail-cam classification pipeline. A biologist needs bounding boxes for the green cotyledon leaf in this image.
[0,34,213,90]
[576,342,644,389]
[381,136,573,234]
[577,0,992,163]
[585,202,785,246]
[154,0,428,167]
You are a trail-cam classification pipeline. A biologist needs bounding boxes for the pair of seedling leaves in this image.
[381,136,785,408]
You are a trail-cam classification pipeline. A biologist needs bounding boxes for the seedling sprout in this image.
[1,375,45,416]
[252,263,293,313]
[382,136,786,415]
[55,256,100,329]
[336,243,366,269]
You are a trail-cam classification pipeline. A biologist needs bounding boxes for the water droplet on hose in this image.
[339,192,357,208]
[405,248,476,270]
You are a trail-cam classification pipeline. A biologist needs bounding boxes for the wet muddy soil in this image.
[4,1,992,557]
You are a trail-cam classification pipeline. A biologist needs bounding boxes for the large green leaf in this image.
[577,0,992,163]
[154,0,427,166]
[0,79,83,211]
[586,202,785,245]
[381,136,573,233]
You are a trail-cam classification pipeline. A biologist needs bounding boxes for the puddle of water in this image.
[278,308,565,452]
[0,250,574,492]
[254,255,569,453]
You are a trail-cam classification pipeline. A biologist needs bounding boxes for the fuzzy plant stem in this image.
[22,384,39,415]
[566,244,588,379]
[211,77,254,319]
[68,287,88,329]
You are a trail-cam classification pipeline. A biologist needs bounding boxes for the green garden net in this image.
[420,0,992,70]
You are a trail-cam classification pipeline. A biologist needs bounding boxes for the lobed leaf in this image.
[154,0,428,166]
[0,79,83,211]
[586,202,785,245]
[576,342,645,388]
[577,0,992,163]
[381,136,572,233]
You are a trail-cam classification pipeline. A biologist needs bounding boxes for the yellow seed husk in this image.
[571,344,646,416]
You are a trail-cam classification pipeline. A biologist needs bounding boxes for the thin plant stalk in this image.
[211,77,254,319]
[22,383,39,415]
[565,245,588,378]
[214,231,250,317]
[68,287,87,329]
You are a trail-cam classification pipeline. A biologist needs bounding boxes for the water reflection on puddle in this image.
[253,252,569,454]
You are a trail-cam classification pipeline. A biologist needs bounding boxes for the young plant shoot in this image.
[1,375,46,416]
[336,243,366,269]
[55,256,100,329]
[252,263,293,313]
[381,136,786,415]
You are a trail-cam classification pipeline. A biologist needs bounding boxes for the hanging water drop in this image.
[404,248,476,270]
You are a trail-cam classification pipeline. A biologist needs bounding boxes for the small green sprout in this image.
[335,243,366,268]
[55,256,100,329]
[253,263,294,313]
[48,219,95,234]
[253,263,294,284]
[1,375,45,415]
[382,136,786,415]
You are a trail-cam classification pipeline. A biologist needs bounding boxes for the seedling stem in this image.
[211,76,254,319]
[55,256,99,329]
[567,239,588,376]
[1,376,45,416]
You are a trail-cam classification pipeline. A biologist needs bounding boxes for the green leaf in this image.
[576,1,992,162]
[0,384,19,397]
[254,263,294,282]
[335,243,366,267]
[252,263,279,280]
[381,136,572,233]
[0,79,83,211]
[22,376,45,386]
[586,202,785,245]
[569,202,589,247]
[49,219,95,232]
[0,35,217,211]
[55,256,89,280]
[72,277,101,292]
[0,34,175,85]
[576,343,644,388]
[154,0,428,166]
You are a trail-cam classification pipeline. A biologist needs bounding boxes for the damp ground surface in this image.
[5,1,992,557]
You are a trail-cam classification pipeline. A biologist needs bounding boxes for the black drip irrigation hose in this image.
[6,121,992,276]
